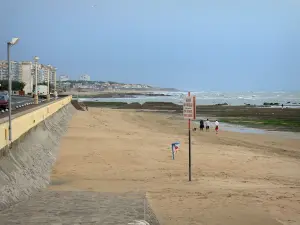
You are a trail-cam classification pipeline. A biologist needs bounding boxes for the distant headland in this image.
[57,80,180,94]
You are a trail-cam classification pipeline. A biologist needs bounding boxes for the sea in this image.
[79,91,300,107]
[79,90,300,137]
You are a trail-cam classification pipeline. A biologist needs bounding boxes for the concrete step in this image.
[0,191,160,225]
[71,100,86,111]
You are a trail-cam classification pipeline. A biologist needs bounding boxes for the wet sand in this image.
[82,101,300,132]
[50,108,300,225]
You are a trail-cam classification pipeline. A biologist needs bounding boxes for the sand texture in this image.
[50,108,300,225]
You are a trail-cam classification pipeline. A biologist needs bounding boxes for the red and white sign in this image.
[183,95,196,119]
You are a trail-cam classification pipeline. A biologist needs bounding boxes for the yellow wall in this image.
[0,96,72,149]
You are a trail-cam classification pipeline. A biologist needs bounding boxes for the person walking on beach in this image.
[205,119,210,131]
[215,120,219,134]
[199,120,204,131]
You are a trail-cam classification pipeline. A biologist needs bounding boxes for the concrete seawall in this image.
[0,96,72,150]
[0,97,74,210]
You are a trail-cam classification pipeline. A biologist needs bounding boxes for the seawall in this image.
[0,97,74,210]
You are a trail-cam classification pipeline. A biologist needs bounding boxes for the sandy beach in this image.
[50,108,300,225]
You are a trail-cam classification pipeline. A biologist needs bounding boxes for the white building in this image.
[32,64,56,86]
[20,61,33,94]
[0,60,57,94]
[41,65,51,83]
[79,74,90,81]
[60,75,69,81]
[1,60,34,94]
[0,60,21,81]
[32,63,43,84]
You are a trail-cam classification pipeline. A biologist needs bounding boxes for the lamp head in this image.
[9,37,19,45]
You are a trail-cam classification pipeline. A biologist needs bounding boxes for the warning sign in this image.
[183,95,196,120]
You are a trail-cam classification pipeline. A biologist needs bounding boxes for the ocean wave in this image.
[80,91,300,106]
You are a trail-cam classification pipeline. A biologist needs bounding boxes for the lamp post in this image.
[47,64,51,101]
[77,75,80,99]
[33,56,39,104]
[53,67,57,91]
[53,67,58,99]
[7,37,19,144]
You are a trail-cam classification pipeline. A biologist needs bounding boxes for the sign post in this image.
[183,92,196,181]
[171,144,175,160]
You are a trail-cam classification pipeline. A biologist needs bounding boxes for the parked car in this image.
[0,94,9,110]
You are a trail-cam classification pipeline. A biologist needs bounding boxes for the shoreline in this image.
[79,101,300,132]
[64,90,300,107]
[64,90,175,98]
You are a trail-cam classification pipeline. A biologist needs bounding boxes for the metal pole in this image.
[188,92,191,181]
[47,66,50,101]
[188,121,191,181]
[35,62,38,96]
[7,43,12,144]
[77,75,79,99]
[54,68,56,91]
[30,65,32,96]
[48,67,50,92]
[34,58,39,104]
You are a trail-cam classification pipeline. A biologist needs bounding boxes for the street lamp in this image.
[53,67,58,99]
[53,67,57,91]
[33,56,39,104]
[47,64,51,101]
[77,75,80,99]
[7,37,19,145]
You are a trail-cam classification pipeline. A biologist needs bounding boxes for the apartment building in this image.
[32,64,56,85]
[40,65,56,84]
[40,65,50,83]
[32,63,44,84]
[79,74,90,81]
[0,60,57,94]
[0,61,35,94]
[20,61,33,94]
[60,75,69,81]
[0,60,22,81]
[50,67,56,85]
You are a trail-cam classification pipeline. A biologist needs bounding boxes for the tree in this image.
[0,80,26,91]
[0,80,8,90]
[12,81,26,91]
[20,82,26,91]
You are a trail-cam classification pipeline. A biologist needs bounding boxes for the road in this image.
[11,96,35,109]
[0,96,56,120]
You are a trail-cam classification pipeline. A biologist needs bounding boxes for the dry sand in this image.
[50,108,300,225]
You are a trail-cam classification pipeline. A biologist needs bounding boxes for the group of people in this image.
[198,119,219,134]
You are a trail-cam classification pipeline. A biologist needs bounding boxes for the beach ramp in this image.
[0,191,160,225]
[71,100,86,111]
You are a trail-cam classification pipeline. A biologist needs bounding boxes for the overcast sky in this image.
[1,0,299,91]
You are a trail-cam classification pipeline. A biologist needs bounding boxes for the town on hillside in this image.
[58,75,153,92]
[0,60,171,96]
